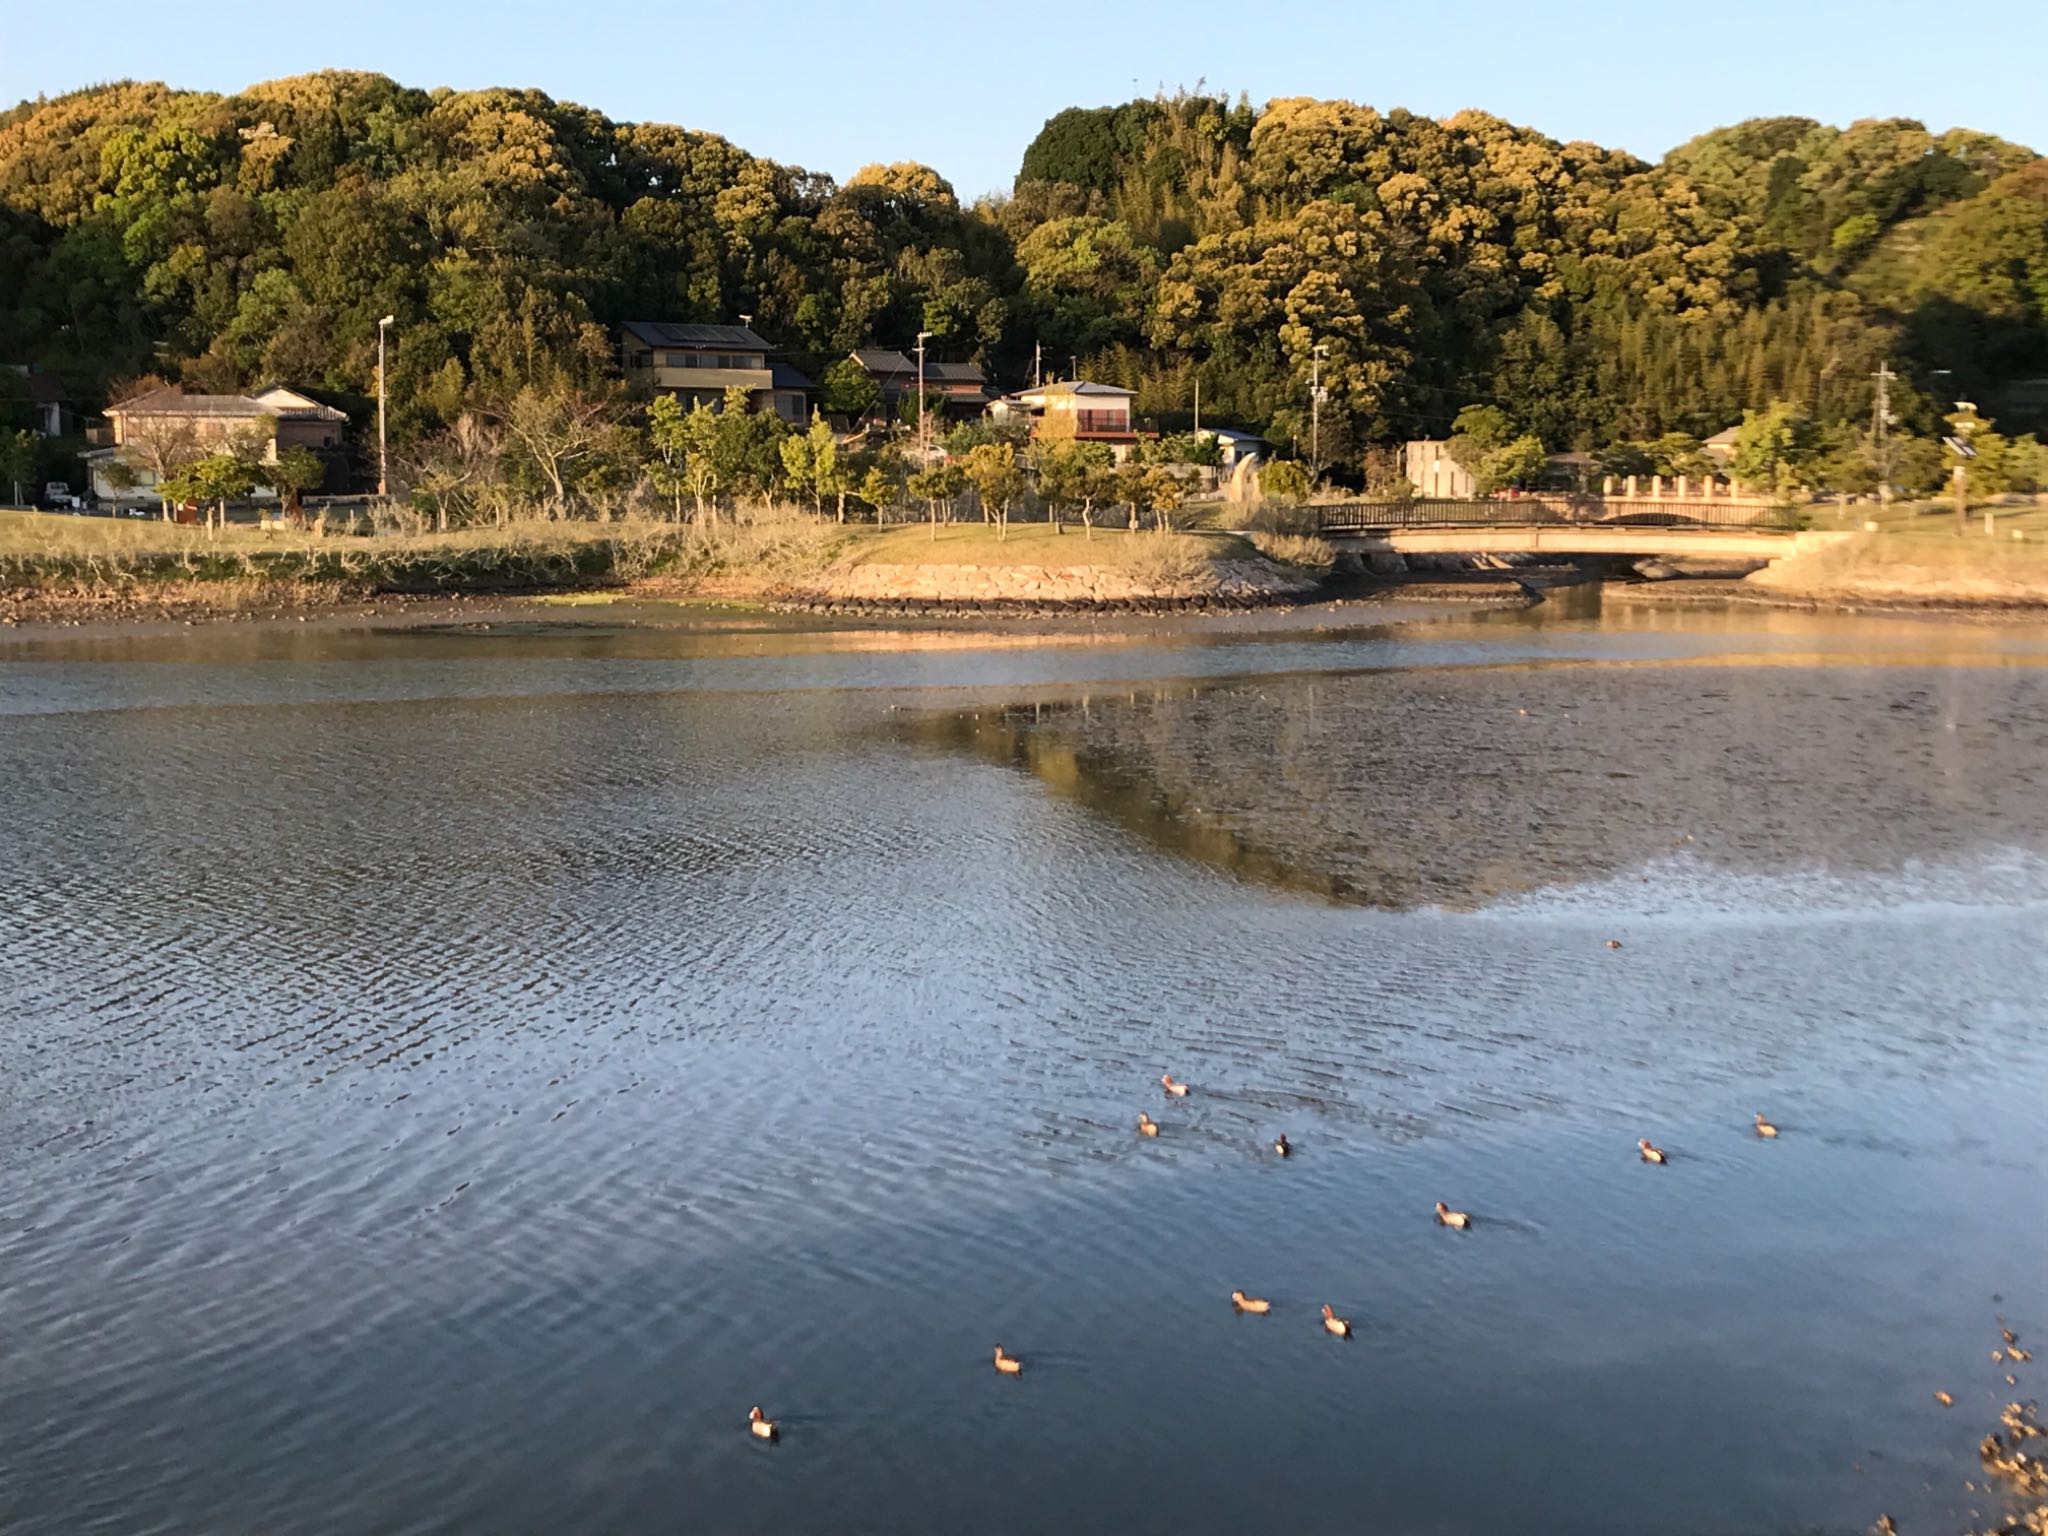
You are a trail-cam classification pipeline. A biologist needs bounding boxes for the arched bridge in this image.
[1311,497,1848,562]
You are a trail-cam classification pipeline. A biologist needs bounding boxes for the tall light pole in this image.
[1870,360,1896,509]
[376,314,395,499]
[915,330,932,462]
[1309,343,1329,486]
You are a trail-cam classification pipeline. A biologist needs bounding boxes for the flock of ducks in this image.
[742,1074,1793,1442]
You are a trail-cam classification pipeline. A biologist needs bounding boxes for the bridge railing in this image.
[1313,497,1800,534]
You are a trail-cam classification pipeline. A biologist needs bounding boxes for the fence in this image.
[1313,496,1800,534]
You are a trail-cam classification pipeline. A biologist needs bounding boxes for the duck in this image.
[994,1345,1022,1376]
[1754,1113,1779,1139]
[1231,1290,1271,1314]
[748,1406,778,1441]
[2009,1346,2033,1363]
[1321,1304,1352,1338]
[1936,1391,1954,1407]
[1606,938,1624,950]
[1161,1073,1191,1098]
[1137,1113,1160,1138]
[1273,1134,1292,1158]
[1638,1138,1667,1165]
[1434,1201,1471,1229]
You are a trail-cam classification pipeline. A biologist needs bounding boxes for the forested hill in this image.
[2,74,2044,474]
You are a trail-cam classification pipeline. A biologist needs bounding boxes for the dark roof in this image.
[851,348,915,376]
[925,362,986,385]
[22,372,67,406]
[622,321,771,351]
[768,361,816,391]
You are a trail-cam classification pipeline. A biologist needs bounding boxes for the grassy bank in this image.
[0,508,852,614]
[1748,521,2048,608]
[0,509,1319,621]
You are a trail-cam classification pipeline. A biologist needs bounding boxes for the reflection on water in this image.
[915,662,2048,908]
[0,599,2044,1536]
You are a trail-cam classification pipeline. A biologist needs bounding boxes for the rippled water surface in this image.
[2,599,2045,1535]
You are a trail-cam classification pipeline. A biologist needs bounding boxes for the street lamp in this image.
[1309,343,1330,486]
[915,330,933,461]
[376,314,395,499]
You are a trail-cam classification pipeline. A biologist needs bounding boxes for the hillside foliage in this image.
[1,75,2043,483]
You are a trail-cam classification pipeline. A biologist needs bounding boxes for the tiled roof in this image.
[925,362,986,384]
[1023,380,1133,399]
[768,361,816,390]
[851,348,916,375]
[110,385,346,422]
[622,321,771,350]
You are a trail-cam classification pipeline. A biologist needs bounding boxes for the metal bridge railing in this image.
[1313,497,1801,534]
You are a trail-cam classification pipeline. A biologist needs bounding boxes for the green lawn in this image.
[839,521,1255,567]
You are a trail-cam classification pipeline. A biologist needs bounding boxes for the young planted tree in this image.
[267,445,327,523]
[858,464,896,525]
[963,442,1024,539]
[1115,459,1151,530]
[645,393,691,521]
[1144,466,1188,532]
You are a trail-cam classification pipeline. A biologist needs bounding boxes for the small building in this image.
[1405,439,1478,498]
[846,348,993,421]
[999,380,1143,452]
[1701,425,1742,469]
[86,384,347,502]
[620,322,813,424]
[3,366,74,438]
[1199,427,1266,469]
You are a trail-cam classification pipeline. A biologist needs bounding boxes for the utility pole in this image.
[1193,376,1200,435]
[1309,343,1329,485]
[1871,360,1896,508]
[915,330,932,463]
[1032,342,1041,390]
[376,314,395,499]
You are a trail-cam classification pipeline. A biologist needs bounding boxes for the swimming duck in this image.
[1936,1391,1954,1407]
[2009,1347,2033,1363]
[1274,1134,1292,1158]
[748,1406,778,1441]
[994,1345,1022,1376]
[1321,1304,1352,1338]
[1638,1138,1668,1165]
[1232,1290,1271,1314]
[1161,1074,1191,1098]
[1137,1113,1160,1138]
[1434,1201,1470,1229]
[1606,939,1624,950]
[1754,1113,1779,1139]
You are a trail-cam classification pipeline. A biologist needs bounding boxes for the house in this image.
[620,321,813,424]
[3,366,74,438]
[1198,427,1266,470]
[1702,426,1742,469]
[1404,438,1592,496]
[846,349,993,421]
[996,380,1145,454]
[84,384,347,502]
[1405,439,1478,498]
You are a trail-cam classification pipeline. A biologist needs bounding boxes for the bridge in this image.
[1310,496,1848,562]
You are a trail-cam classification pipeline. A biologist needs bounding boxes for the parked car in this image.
[41,480,84,511]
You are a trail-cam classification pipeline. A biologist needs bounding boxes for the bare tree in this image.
[488,385,625,519]
[406,413,506,530]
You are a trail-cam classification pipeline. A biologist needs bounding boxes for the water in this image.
[2,599,2044,1535]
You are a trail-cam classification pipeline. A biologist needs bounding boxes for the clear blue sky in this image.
[6,0,2043,201]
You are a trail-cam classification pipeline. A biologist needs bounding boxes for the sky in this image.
[5,0,2045,201]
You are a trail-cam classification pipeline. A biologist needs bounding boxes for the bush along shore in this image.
[0,509,1344,626]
